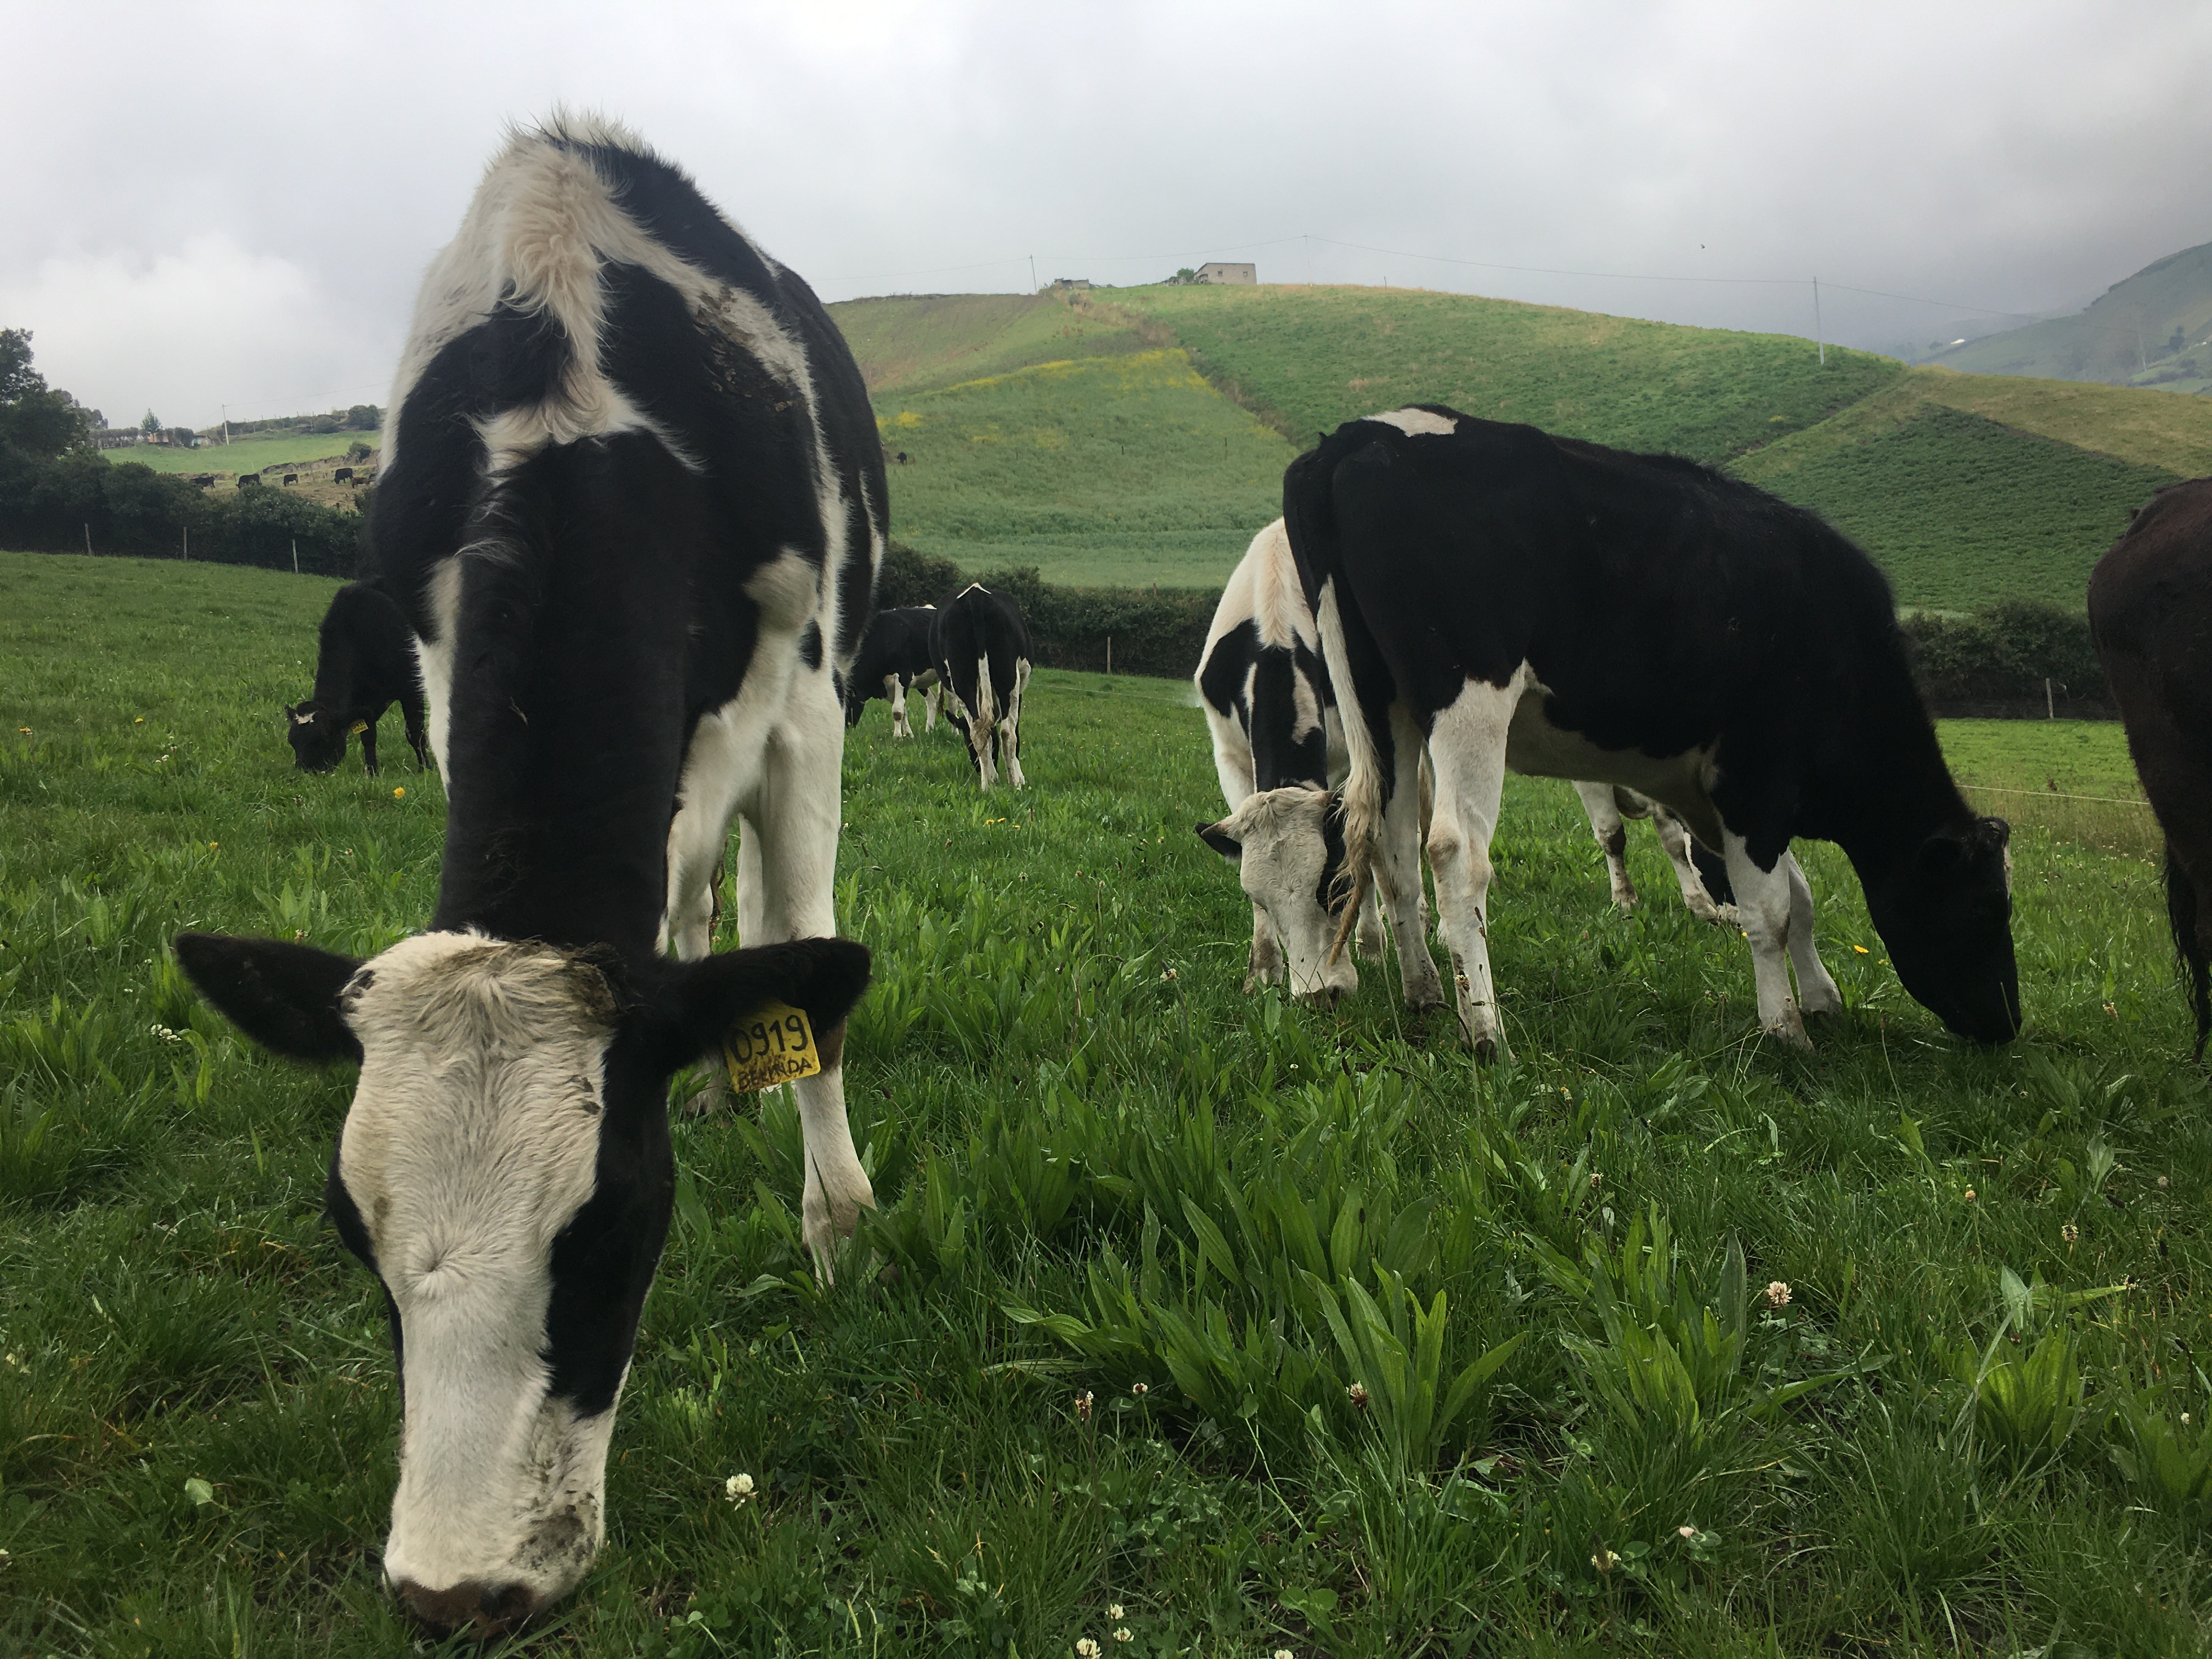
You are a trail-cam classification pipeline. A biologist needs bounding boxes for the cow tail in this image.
[1288,444,1387,967]
[2166,839,2210,1060]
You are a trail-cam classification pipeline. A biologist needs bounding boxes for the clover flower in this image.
[1130,1382,1149,1397]
[1076,1640,1102,1658]
[1962,1188,1976,1203]
[1678,1524,1699,1540]
[1764,1280,1791,1310]
[2062,1223,2078,1245]
[1347,1381,1369,1410]
[1592,1546,1619,1573]
[724,1472,754,1505]
[1113,1630,1133,1645]
[1075,1390,1093,1424]
[1108,1605,1124,1621]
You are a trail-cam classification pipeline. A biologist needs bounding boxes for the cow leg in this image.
[1378,704,1445,1009]
[402,691,432,771]
[1424,682,1516,1057]
[359,714,380,777]
[736,674,874,1268]
[1001,658,1031,789]
[970,655,999,790]
[1573,781,1638,910]
[1722,834,1812,1048]
[1353,885,1386,961]
[1783,853,1843,1017]
[923,683,940,733]
[1649,803,1725,923]
[886,674,911,739]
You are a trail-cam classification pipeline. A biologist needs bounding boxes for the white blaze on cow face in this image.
[1198,787,1357,1003]
[329,932,651,1616]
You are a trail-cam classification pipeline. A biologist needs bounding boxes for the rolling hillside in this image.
[833,283,2211,603]
[1928,240,2212,392]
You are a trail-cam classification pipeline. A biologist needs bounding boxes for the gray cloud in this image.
[7,0,2209,425]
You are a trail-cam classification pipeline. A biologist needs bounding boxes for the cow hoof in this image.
[1765,1022,1815,1052]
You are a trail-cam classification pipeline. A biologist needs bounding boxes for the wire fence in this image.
[1956,779,2159,861]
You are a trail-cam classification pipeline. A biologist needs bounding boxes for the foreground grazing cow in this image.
[934,583,1032,788]
[173,116,884,1633]
[1260,406,2017,1057]
[2090,477,2212,1057]
[1197,520,1733,1001]
[287,580,430,775]
[846,603,941,736]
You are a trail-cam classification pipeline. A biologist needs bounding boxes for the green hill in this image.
[101,431,380,477]
[833,283,2204,603]
[1928,240,2212,393]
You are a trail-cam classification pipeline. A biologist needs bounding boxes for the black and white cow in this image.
[933,582,1032,789]
[1256,405,2017,1057]
[845,603,941,736]
[287,579,431,775]
[1196,520,1733,1003]
[172,117,884,1634]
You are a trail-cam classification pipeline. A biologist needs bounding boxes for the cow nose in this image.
[395,1576,544,1637]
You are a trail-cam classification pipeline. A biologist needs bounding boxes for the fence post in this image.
[182,526,188,561]
[1106,634,1113,675]
[292,540,299,575]
[83,523,91,556]
[2046,677,2055,720]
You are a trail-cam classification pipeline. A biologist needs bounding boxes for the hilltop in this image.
[834,282,2204,607]
[1927,239,2212,393]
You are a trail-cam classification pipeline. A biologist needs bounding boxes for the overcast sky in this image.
[7,0,2210,428]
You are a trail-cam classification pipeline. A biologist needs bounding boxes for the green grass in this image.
[104,432,381,477]
[877,349,1294,588]
[1105,283,1905,464]
[7,552,2212,1656]
[831,294,1154,396]
[1731,405,2178,611]
[1938,718,2158,859]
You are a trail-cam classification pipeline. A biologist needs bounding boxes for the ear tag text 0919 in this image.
[723,1001,820,1092]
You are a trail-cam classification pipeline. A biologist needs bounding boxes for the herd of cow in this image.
[157,117,2212,1634]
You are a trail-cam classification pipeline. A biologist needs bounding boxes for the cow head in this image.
[1863,815,2021,1044]
[1197,786,1358,1004]
[285,701,348,774]
[173,929,871,1636]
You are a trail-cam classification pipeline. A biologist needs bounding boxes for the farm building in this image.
[1195,262,1256,285]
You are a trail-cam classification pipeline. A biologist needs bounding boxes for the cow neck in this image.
[428,556,690,967]
[1812,667,1976,884]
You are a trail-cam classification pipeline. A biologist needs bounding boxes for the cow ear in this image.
[1981,815,2012,849]
[1197,821,1242,863]
[175,933,364,1063]
[631,938,872,1071]
[1913,830,1967,878]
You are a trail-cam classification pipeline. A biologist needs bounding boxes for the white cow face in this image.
[1197,786,1358,1004]
[173,928,872,1637]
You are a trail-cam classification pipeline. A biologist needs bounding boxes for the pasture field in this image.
[831,294,1153,397]
[4,552,2211,1657]
[1101,284,1903,465]
[100,432,381,479]
[876,349,1293,589]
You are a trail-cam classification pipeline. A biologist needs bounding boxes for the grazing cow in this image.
[172,116,885,1633]
[335,467,356,484]
[286,580,431,776]
[283,472,299,486]
[845,603,941,736]
[933,583,1032,789]
[2089,476,2212,1057]
[238,473,263,490]
[1254,406,2016,1057]
[1196,521,1733,1002]
[193,473,215,488]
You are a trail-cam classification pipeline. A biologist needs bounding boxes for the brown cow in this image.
[2089,477,2212,1058]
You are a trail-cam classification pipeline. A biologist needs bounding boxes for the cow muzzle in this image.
[396,1576,546,1638]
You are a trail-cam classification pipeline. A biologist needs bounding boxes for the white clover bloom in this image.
[1076,1640,1102,1658]
[1275,1650,1296,1659]
[1678,1524,1698,1539]
[724,1472,755,1504]
[1113,1632,1133,1645]
[1764,1280,1791,1310]
[1107,1605,1124,1621]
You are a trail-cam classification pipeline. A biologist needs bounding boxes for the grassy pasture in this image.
[4,552,2211,1657]
[832,294,1154,397]
[101,432,381,479]
[877,349,1293,589]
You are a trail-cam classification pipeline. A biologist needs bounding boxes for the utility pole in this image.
[221,403,230,445]
[1029,254,1037,293]
[1813,275,1825,365]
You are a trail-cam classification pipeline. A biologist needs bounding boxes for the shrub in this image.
[1900,599,2111,715]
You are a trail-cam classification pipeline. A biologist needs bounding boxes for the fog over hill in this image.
[1920,242,2212,396]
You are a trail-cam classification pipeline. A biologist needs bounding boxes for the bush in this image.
[1900,599,2111,716]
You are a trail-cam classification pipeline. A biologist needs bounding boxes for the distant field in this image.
[877,347,1291,588]
[831,294,1152,396]
[1938,718,2157,857]
[1733,404,2176,611]
[103,431,380,477]
[1105,282,1903,463]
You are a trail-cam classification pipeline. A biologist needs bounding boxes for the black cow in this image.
[172,116,884,1633]
[2089,477,2212,1057]
[286,580,430,776]
[335,467,356,484]
[933,583,1032,789]
[845,603,941,736]
[238,473,263,490]
[283,473,298,486]
[1251,405,2016,1057]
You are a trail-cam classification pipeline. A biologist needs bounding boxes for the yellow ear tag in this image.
[723,1001,821,1092]
[348,720,369,736]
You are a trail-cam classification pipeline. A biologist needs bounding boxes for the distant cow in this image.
[193,474,215,489]
[335,467,356,484]
[933,584,1032,789]
[283,473,299,486]
[238,473,263,490]
[1197,520,1734,1002]
[1253,406,2016,1057]
[846,605,941,736]
[287,581,430,776]
[2089,477,2212,1057]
